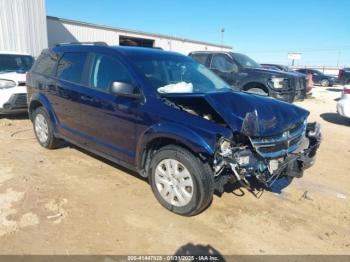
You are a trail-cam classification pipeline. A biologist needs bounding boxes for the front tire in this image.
[246,87,268,96]
[320,79,330,87]
[149,145,214,216]
[32,107,61,149]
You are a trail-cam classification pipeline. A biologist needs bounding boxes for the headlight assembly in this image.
[0,79,16,89]
[219,139,231,153]
[270,76,287,89]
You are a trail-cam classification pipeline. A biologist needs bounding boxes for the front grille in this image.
[294,77,307,100]
[251,121,306,158]
[10,94,28,108]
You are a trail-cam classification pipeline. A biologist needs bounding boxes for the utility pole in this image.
[220,28,225,50]
[337,50,342,68]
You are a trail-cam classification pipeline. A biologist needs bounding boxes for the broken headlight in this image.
[218,138,232,157]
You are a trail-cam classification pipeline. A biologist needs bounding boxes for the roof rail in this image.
[55,41,108,47]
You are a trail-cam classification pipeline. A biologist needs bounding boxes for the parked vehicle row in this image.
[0,52,34,114]
[295,68,339,87]
[25,43,321,215]
[189,51,307,103]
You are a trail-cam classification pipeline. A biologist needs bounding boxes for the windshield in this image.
[0,54,34,73]
[232,53,261,68]
[313,69,323,75]
[129,54,232,94]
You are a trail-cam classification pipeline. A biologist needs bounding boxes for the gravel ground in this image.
[0,86,349,255]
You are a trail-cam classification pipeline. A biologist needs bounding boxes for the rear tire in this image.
[32,107,61,149]
[148,145,214,216]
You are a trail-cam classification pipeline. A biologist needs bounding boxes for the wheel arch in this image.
[242,82,269,94]
[136,123,217,177]
[28,93,58,125]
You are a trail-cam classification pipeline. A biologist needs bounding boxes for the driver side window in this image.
[211,54,238,73]
[89,53,134,92]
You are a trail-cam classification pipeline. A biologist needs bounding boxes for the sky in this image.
[46,0,350,67]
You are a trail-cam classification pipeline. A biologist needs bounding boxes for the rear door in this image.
[77,52,139,164]
[53,52,89,143]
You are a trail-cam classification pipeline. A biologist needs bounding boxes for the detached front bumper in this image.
[270,122,322,179]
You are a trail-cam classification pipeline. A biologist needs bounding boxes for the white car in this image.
[337,85,350,118]
[0,51,34,115]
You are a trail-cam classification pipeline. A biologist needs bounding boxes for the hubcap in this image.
[154,159,194,207]
[34,114,49,143]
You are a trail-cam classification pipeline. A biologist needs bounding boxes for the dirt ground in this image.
[0,86,349,255]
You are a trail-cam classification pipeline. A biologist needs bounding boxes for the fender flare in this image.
[28,92,59,126]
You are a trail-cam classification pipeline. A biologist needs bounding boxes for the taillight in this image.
[25,73,29,83]
[338,70,344,78]
[344,88,350,95]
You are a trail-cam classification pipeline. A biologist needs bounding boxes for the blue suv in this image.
[27,43,321,216]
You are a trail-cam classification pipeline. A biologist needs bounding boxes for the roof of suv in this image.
[51,44,181,57]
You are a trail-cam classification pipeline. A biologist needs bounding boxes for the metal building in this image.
[46,16,232,54]
[0,0,231,57]
[0,0,48,56]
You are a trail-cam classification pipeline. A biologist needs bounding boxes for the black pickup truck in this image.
[189,51,306,103]
[338,68,350,85]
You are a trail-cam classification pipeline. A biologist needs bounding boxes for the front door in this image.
[78,52,140,164]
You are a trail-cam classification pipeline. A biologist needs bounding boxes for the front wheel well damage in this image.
[138,137,211,178]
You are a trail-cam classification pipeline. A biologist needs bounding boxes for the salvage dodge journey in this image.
[27,43,321,216]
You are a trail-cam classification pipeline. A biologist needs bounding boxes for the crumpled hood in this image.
[204,91,309,137]
[0,72,26,84]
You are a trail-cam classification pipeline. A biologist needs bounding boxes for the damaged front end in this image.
[213,121,322,192]
[161,91,321,193]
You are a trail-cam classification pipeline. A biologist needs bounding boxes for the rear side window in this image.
[89,54,133,91]
[57,52,87,84]
[190,53,209,65]
[32,52,57,76]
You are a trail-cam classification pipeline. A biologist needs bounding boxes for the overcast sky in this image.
[46,0,350,67]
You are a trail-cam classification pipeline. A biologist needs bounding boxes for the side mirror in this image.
[109,81,141,99]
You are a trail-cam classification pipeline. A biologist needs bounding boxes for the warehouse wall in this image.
[47,18,119,46]
[47,17,232,54]
[0,0,48,57]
